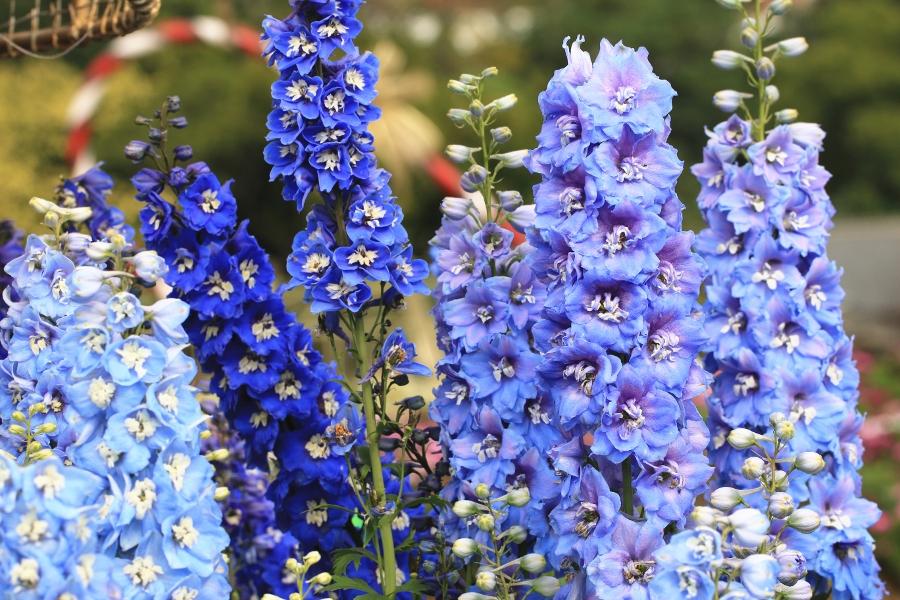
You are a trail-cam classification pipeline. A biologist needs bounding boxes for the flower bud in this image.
[166,95,182,112]
[173,144,193,161]
[766,85,780,102]
[168,116,189,129]
[261,595,285,600]
[768,492,795,519]
[769,412,787,426]
[492,150,529,169]
[778,37,809,57]
[489,94,518,111]
[713,90,752,112]
[520,553,547,573]
[774,420,795,441]
[481,66,499,78]
[475,483,491,500]
[775,109,799,123]
[691,505,722,528]
[452,538,478,558]
[447,79,473,95]
[769,0,793,14]
[204,448,230,462]
[498,190,523,212]
[475,570,496,591]
[712,50,748,69]
[775,580,813,600]
[8,424,26,437]
[794,451,826,475]
[460,165,489,193]
[130,251,168,283]
[29,403,46,416]
[476,513,495,532]
[742,456,766,480]
[505,525,528,544]
[29,448,54,462]
[124,140,152,162]
[446,144,474,163]
[728,428,759,449]
[740,554,780,599]
[447,108,471,127]
[506,205,536,230]
[469,100,485,118]
[441,197,472,220]
[710,487,744,511]
[787,508,820,533]
[741,27,759,48]
[459,594,493,600]
[772,470,789,491]
[491,126,513,144]
[533,575,561,597]
[214,486,230,501]
[11,411,26,423]
[729,508,770,548]
[453,500,482,518]
[33,422,56,435]
[505,486,531,507]
[775,549,807,585]
[459,74,480,85]
[756,57,776,80]
[309,572,332,586]
[70,266,108,297]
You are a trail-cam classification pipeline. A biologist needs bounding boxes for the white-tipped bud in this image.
[729,508,771,548]
[309,572,332,586]
[505,486,531,507]
[505,525,528,544]
[776,109,799,123]
[475,513,495,532]
[459,74,480,85]
[475,570,496,591]
[756,57,776,80]
[520,553,547,573]
[742,456,766,480]
[452,538,479,558]
[774,420,795,441]
[447,108,471,127]
[768,492,795,519]
[691,505,722,528]
[469,100,485,118]
[712,50,748,69]
[130,251,168,283]
[10,411,26,423]
[775,580,813,600]
[33,422,56,435]
[769,412,787,426]
[441,197,473,220]
[29,448,54,462]
[728,428,759,449]
[453,500,482,518]
[8,424,26,437]
[711,487,744,511]
[492,150,529,169]
[491,126,513,144]
[714,90,753,112]
[741,27,759,48]
[776,549,807,585]
[497,190,523,212]
[475,483,491,500]
[787,508,820,533]
[85,241,114,261]
[533,575,561,597]
[481,66,499,78]
[778,37,808,57]
[766,85,781,103]
[460,165,489,193]
[489,94,518,111]
[261,595,285,600]
[769,0,793,14]
[506,205,536,230]
[285,558,301,574]
[303,551,322,566]
[772,469,790,491]
[715,0,750,9]
[794,451,826,475]
[445,145,475,164]
[447,79,473,95]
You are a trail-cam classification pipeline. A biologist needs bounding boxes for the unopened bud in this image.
[691,505,721,528]
[447,108,471,127]
[769,0,793,14]
[712,50,748,69]
[492,150,528,169]
[742,456,766,480]
[768,492,795,519]
[475,513,495,532]
[775,580,813,600]
[756,57,776,80]
[475,570,496,591]
[775,549,807,585]
[794,452,826,474]
[469,100,485,118]
[787,508,820,533]
[769,412,787,426]
[490,94,518,111]
[303,551,322,566]
[714,90,752,112]
[8,424,26,437]
[453,500,482,518]
[778,37,809,57]
[481,66,499,78]
[710,487,744,511]
[741,27,759,48]
[505,525,528,544]
[460,165,489,193]
[452,538,479,558]
[776,109,799,123]
[28,448,53,462]
[497,190,523,212]
[520,553,547,573]
[441,197,472,220]
[505,486,531,507]
[447,79,472,95]
[285,558,301,574]
[533,575,561,597]
[204,448,230,462]
[715,0,750,9]
[11,411,26,423]
[475,483,491,500]
[33,423,56,435]
[491,126,513,144]
[446,145,474,164]
[774,420,795,441]
[214,486,230,501]
[309,572,332,586]
[728,428,759,449]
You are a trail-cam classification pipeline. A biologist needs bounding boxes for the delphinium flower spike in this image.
[695,1,884,597]
[429,67,560,593]
[263,1,434,594]
[125,98,349,598]
[525,37,712,595]
[0,219,23,359]
[0,174,231,597]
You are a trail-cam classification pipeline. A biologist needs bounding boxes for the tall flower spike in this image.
[526,37,712,595]
[695,2,884,598]
[0,168,231,597]
[126,99,351,597]
[430,68,558,569]
[264,1,433,595]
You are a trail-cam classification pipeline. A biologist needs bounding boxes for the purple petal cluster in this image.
[694,119,884,598]
[130,150,356,584]
[263,0,428,312]
[0,220,23,358]
[58,164,135,242]
[526,37,711,593]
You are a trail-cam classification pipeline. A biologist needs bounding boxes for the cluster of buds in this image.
[450,484,560,599]
[261,551,333,600]
[6,402,56,464]
[710,0,806,127]
[685,415,824,599]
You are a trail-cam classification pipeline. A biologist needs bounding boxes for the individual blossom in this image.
[525,37,711,594]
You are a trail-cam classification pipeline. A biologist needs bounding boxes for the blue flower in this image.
[180,173,238,236]
[548,466,621,567]
[443,278,510,349]
[459,332,538,421]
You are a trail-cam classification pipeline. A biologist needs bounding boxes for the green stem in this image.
[352,315,398,596]
[622,460,634,516]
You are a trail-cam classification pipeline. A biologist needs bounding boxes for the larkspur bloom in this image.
[695,4,883,595]
[0,169,231,597]
[127,111,354,593]
[0,220,24,359]
[525,37,711,594]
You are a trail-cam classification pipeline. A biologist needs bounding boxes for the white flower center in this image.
[123,556,163,587]
[126,478,157,519]
[88,377,116,408]
[172,516,200,548]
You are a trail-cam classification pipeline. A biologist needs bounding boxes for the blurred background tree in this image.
[0,0,898,589]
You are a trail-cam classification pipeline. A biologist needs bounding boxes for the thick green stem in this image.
[352,316,398,595]
[622,460,634,516]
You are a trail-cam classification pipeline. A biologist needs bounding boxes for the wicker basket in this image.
[1,0,161,58]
